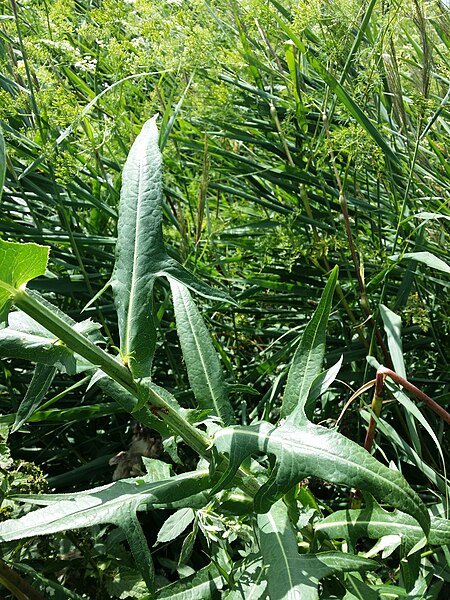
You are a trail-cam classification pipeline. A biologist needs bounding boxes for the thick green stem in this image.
[14,289,210,454]
[13,288,261,497]
[14,288,135,391]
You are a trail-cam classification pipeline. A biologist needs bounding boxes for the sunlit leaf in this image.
[212,420,429,533]
[257,501,377,600]
[111,116,233,378]
[0,239,49,323]
[316,497,450,553]
[389,251,450,274]
[155,508,195,545]
[170,279,235,425]
[281,266,338,423]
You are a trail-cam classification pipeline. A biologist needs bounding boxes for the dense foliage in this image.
[0,0,450,598]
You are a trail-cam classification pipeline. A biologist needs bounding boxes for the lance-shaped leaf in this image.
[257,501,377,600]
[12,364,57,433]
[111,116,233,378]
[212,420,430,534]
[170,279,235,425]
[388,251,450,275]
[0,470,211,591]
[281,266,338,423]
[0,310,96,374]
[0,238,49,323]
[0,125,5,201]
[225,557,267,600]
[257,500,316,600]
[155,564,224,599]
[155,507,195,545]
[307,355,343,406]
[316,497,450,553]
[111,115,163,378]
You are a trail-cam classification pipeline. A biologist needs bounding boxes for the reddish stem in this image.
[364,365,450,454]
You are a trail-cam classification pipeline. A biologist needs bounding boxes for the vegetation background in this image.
[0,0,450,598]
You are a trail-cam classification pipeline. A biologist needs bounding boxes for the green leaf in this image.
[111,116,233,378]
[94,374,171,438]
[0,310,94,374]
[345,574,379,600]
[0,469,211,588]
[178,521,198,566]
[111,115,163,378]
[224,557,267,600]
[257,500,318,600]
[154,563,224,599]
[142,457,172,482]
[316,497,450,553]
[0,239,49,323]
[170,279,235,425]
[379,305,419,454]
[388,251,450,274]
[0,475,198,538]
[155,508,195,545]
[116,510,155,592]
[11,364,56,433]
[162,259,234,305]
[281,266,338,423]
[0,125,5,201]
[212,420,430,533]
[307,355,343,406]
[257,501,377,600]
[380,305,446,472]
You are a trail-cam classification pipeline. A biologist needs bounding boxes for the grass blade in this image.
[281,266,338,423]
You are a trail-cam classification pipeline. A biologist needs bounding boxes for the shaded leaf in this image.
[116,510,155,592]
[94,374,171,438]
[12,364,57,432]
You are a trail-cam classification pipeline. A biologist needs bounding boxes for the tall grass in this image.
[0,0,449,595]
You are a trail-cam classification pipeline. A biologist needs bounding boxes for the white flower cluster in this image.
[74,56,98,73]
[34,39,97,72]
[39,39,76,54]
